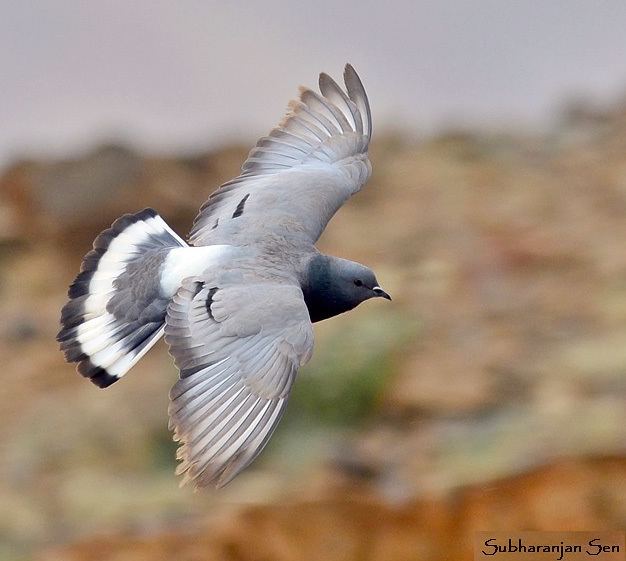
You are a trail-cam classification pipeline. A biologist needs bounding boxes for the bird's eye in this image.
[354,279,363,287]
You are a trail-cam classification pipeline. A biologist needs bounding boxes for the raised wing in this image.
[165,277,314,488]
[189,64,372,246]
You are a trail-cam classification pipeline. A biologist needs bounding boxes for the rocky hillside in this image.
[1,101,626,560]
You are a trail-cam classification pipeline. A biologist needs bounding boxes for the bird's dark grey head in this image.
[301,254,391,323]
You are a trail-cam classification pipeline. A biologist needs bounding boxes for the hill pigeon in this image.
[57,64,390,489]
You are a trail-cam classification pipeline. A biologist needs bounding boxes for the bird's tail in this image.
[57,208,187,388]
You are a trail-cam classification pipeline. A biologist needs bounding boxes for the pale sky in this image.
[2,1,626,166]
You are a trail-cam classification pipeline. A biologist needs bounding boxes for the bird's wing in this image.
[164,275,314,488]
[189,64,372,246]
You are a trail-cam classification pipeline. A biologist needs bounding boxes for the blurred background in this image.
[1,2,626,560]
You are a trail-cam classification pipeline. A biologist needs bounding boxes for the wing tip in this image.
[342,63,372,139]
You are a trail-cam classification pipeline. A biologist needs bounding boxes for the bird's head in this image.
[302,255,391,323]
[332,258,391,305]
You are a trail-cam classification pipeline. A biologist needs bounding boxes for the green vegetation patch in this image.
[285,309,419,427]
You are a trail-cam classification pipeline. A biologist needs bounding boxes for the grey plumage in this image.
[166,278,313,488]
[189,64,371,247]
[58,64,390,488]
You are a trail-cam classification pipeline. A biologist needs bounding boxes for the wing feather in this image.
[165,277,313,489]
[189,64,372,246]
[319,72,362,133]
[343,64,372,139]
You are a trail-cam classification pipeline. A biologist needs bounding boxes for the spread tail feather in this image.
[57,208,186,388]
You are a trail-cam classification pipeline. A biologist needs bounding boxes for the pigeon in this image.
[57,64,390,489]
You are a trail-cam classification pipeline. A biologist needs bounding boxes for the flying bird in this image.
[57,64,390,488]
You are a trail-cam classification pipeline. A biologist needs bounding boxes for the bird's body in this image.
[58,65,390,488]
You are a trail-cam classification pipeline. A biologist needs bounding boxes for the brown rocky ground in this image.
[37,457,626,561]
[1,101,625,560]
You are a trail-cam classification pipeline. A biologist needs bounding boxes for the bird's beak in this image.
[373,286,392,301]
